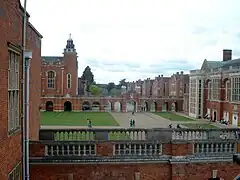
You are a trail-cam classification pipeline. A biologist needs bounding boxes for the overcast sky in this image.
[21,0,240,84]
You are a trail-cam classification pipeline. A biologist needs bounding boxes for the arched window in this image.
[47,71,55,88]
[67,73,71,89]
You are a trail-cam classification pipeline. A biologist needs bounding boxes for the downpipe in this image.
[25,58,30,180]
[22,0,27,179]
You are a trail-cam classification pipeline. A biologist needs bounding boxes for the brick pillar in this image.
[122,102,126,112]
[100,104,104,112]
[157,103,161,112]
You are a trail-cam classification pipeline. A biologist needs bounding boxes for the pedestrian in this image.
[87,118,92,128]
[132,111,134,115]
[130,118,133,127]
[132,119,135,128]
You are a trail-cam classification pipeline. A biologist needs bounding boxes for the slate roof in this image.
[202,58,240,71]
[41,56,63,62]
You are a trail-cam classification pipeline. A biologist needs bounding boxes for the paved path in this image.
[110,112,170,128]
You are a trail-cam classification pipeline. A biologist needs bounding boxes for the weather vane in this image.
[69,33,71,39]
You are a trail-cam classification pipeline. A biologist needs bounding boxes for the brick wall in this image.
[0,1,42,179]
[27,23,42,140]
[29,141,240,180]
[0,1,23,179]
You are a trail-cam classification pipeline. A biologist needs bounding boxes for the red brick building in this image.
[40,38,187,113]
[0,0,42,179]
[41,35,78,98]
[189,49,240,126]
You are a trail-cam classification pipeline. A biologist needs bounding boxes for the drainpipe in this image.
[25,53,32,180]
[22,0,27,179]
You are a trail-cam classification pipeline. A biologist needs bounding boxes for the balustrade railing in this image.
[44,142,97,157]
[39,127,240,141]
[193,141,236,156]
[113,142,162,156]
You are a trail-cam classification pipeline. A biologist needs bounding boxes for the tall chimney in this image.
[223,49,232,61]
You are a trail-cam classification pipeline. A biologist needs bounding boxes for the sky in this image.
[21,0,240,84]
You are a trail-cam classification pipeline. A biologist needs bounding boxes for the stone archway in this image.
[162,101,169,111]
[114,101,122,112]
[64,101,72,111]
[45,101,53,111]
[150,102,157,112]
[92,101,100,112]
[104,101,111,112]
[171,101,178,112]
[126,100,137,112]
[82,101,90,111]
[141,101,149,112]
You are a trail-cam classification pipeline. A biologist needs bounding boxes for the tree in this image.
[81,66,94,85]
[89,85,101,96]
[116,78,127,89]
[106,82,115,93]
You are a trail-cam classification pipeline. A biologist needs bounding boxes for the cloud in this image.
[22,0,240,83]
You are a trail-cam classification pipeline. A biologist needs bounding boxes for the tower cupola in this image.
[64,34,76,53]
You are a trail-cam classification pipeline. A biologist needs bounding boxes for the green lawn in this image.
[40,112,119,126]
[181,123,218,129]
[155,112,194,121]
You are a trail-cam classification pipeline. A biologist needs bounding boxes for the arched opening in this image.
[141,101,148,112]
[126,100,137,112]
[82,101,90,111]
[45,101,53,111]
[64,101,72,111]
[162,102,167,112]
[92,101,100,112]
[150,102,157,112]
[171,102,178,112]
[223,78,231,101]
[104,101,111,112]
[114,101,122,112]
[213,111,217,121]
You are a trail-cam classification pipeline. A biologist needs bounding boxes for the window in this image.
[8,161,22,180]
[232,77,240,101]
[189,79,196,114]
[67,73,71,89]
[8,50,20,134]
[225,80,231,101]
[47,71,55,88]
[207,81,211,99]
[211,79,220,100]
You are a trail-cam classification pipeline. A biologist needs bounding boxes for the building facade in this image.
[41,36,78,98]
[189,49,240,126]
[0,0,42,179]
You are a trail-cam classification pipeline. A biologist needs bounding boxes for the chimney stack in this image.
[223,49,232,61]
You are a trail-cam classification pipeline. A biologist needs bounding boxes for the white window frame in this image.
[8,49,20,134]
[47,70,56,89]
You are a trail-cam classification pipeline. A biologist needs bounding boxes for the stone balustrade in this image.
[193,141,237,156]
[39,127,240,141]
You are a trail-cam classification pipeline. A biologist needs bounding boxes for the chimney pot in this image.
[223,49,232,61]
